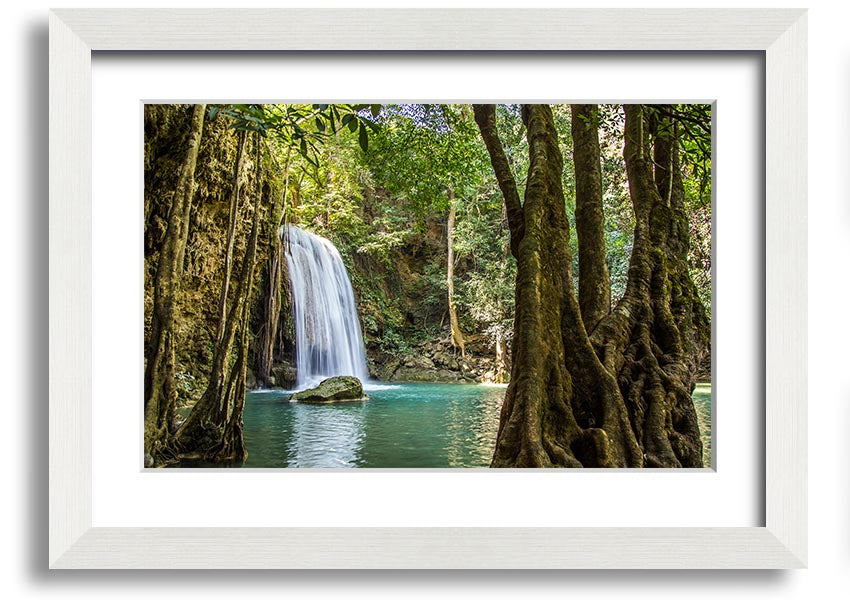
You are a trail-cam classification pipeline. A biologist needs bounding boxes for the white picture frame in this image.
[49,8,807,569]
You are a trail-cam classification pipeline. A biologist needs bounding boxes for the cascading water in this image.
[284,225,370,389]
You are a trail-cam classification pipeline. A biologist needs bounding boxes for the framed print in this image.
[49,9,806,568]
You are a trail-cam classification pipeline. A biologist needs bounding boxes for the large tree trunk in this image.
[475,103,706,468]
[571,104,611,333]
[589,105,706,467]
[476,104,642,468]
[652,113,712,385]
[143,103,205,463]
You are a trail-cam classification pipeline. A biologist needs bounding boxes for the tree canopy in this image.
[143,102,711,467]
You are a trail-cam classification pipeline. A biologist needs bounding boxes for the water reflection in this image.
[237,382,709,468]
[287,402,365,467]
[444,386,504,467]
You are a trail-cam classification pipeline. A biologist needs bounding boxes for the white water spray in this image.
[284,225,370,389]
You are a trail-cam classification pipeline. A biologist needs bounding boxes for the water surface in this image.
[237,382,712,468]
[242,383,502,468]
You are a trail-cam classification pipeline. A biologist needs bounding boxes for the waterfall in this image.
[284,225,370,389]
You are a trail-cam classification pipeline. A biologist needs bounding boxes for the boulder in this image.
[289,376,369,403]
[411,355,435,369]
[391,366,441,382]
[431,350,453,367]
[436,369,462,382]
[375,357,402,381]
[271,361,298,389]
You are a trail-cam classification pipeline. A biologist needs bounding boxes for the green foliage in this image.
[495,104,529,198]
[343,104,517,353]
[606,229,633,301]
[146,100,712,397]
[365,104,490,214]
[252,102,708,355]
[210,103,380,168]
[598,104,635,302]
[452,189,516,342]
[203,102,710,360]
[356,226,410,266]
[145,98,714,416]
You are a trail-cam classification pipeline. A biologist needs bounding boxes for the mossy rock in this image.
[289,376,368,403]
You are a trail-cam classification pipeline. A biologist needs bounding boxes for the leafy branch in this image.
[209,103,381,167]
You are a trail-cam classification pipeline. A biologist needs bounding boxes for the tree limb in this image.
[472,104,525,259]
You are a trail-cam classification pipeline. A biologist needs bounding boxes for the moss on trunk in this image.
[571,104,611,334]
[476,103,706,468]
[143,103,206,463]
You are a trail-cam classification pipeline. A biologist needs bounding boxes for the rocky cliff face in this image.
[260,336,508,388]
[260,216,510,388]
[267,185,514,387]
[145,104,278,404]
[370,336,509,384]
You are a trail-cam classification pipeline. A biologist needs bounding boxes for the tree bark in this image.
[143,103,205,463]
[175,129,247,441]
[589,105,706,467]
[652,112,711,377]
[475,103,707,468]
[484,105,642,468]
[215,130,248,349]
[215,134,265,461]
[571,104,611,334]
[472,104,524,260]
[175,131,262,462]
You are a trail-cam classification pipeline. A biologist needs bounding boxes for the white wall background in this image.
[4,0,844,598]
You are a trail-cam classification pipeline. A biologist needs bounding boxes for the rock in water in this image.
[289,376,368,403]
